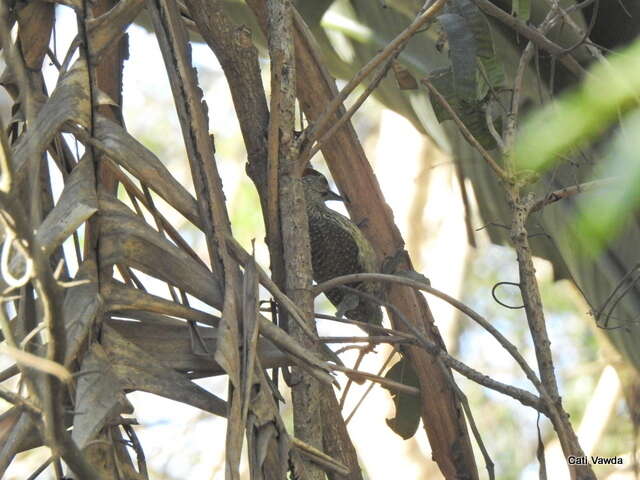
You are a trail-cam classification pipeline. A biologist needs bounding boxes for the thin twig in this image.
[597,264,640,329]
[290,437,350,476]
[344,349,399,425]
[453,386,495,480]
[315,312,410,338]
[0,344,73,383]
[503,9,554,157]
[331,364,419,397]
[421,78,509,181]
[314,272,546,395]
[472,0,585,77]
[299,48,401,170]
[25,457,54,480]
[542,0,605,61]
[510,193,593,477]
[530,177,619,212]
[484,101,505,152]
[491,281,525,310]
[338,346,368,409]
[320,335,413,345]
[555,0,599,55]
[315,273,547,412]
[0,386,42,416]
[123,424,148,479]
[299,0,447,163]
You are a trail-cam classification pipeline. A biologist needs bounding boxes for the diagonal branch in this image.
[299,0,447,157]
[273,2,481,478]
[530,177,619,213]
[145,0,247,476]
[472,0,585,78]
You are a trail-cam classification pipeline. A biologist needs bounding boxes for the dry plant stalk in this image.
[0,0,606,479]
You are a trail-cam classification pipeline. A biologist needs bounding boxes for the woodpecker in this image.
[302,169,383,327]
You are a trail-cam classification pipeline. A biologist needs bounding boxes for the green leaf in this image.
[447,0,496,59]
[438,13,477,101]
[570,111,640,253]
[294,0,334,25]
[444,0,505,100]
[478,55,505,95]
[515,37,640,171]
[383,357,421,440]
[426,67,498,149]
[428,67,457,122]
[512,0,530,23]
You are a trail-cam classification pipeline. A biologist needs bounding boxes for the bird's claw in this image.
[382,249,431,285]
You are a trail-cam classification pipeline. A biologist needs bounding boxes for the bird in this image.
[302,169,383,328]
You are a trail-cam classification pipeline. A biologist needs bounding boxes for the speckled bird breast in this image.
[306,203,383,325]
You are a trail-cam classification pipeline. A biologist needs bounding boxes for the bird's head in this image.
[302,169,343,205]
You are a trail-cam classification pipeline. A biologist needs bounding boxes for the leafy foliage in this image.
[2,0,640,478]
[383,357,421,439]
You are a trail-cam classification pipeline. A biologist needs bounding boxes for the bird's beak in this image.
[325,189,344,202]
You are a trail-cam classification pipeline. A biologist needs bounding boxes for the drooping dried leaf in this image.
[97,192,223,309]
[447,0,498,59]
[72,344,130,449]
[0,408,22,446]
[424,68,497,149]
[251,423,278,479]
[105,318,287,377]
[36,155,98,256]
[16,1,54,70]
[63,257,101,365]
[94,116,201,226]
[392,61,418,90]
[246,359,289,479]
[238,258,289,478]
[111,309,189,326]
[101,324,227,416]
[42,0,82,9]
[444,0,504,95]
[82,429,147,480]
[241,252,260,423]
[87,0,145,63]
[102,281,220,327]
[12,59,90,187]
[215,291,243,477]
[437,13,477,102]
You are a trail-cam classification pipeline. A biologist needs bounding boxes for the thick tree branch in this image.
[255,2,481,478]
[265,1,326,479]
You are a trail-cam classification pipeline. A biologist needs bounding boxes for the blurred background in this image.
[1,3,635,479]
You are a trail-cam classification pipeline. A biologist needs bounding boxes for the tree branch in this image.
[265,1,325,479]
[531,177,619,213]
[472,0,585,78]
